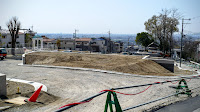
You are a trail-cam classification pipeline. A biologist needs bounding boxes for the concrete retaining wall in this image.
[150,58,174,72]
[5,48,25,55]
[0,73,6,96]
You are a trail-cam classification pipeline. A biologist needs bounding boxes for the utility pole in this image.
[180,18,191,67]
[128,37,131,47]
[108,30,111,39]
[31,25,33,31]
[73,29,78,38]
[197,43,199,62]
[108,30,112,53]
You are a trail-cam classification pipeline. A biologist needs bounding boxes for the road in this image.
[1,59,200,112]
[156,96,200,112]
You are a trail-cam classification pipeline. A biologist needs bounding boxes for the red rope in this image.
[186,78,192,82]
[58,77,199,109]
[100,85,152,95]
[59,98,93,109]
[166,80,179,84]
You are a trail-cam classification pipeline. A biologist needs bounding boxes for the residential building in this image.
[90,38,106,52]
[99,37,112,53]
[59,38,75,50]
[0,29,25,48]
[147,42,159,50]
[75,38,91,51]
[114,41,123,53]
[0,26,36,48]
[42,36,57,49]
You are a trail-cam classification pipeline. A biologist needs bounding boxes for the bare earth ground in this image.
[0,81,58,112]
[25,52,194,76]
[0,54,199,112]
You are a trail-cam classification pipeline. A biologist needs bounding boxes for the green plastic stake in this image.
[176,79,192,97]
[104,91,122,112]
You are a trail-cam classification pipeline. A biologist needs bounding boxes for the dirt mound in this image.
[25,52,174,76]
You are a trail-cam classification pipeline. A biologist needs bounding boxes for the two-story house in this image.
[60,38,75,50]
[75,38,91,51]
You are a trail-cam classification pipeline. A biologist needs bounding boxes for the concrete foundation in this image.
[150,59,174,72]
[0,73,6,96]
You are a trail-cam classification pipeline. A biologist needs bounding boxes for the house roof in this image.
[18,32,24,34]
[32,35,42,38]
[94,38,104,41]
[43,38,55,42]
[42,36,49,39]
[0,30,24,35]
[147,42,159,48]
[75,38,91,42]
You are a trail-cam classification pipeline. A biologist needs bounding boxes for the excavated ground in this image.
[25,52,194,76]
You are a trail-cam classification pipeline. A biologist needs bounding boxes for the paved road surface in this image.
[156,96,200,112]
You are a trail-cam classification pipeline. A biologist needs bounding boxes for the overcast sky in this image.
[1,0,200,34]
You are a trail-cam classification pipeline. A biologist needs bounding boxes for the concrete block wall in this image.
[5,48,25,55]
[0,73,6,96]
[151,59,174,72]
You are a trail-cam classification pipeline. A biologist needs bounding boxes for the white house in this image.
[0,27,36,48]
[91,38,106,52]
[0,29,25,48]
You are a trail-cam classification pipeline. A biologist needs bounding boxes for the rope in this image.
[55,91,107,112]
[59,98,93,109]
[58,85,152,110]
[100,85,152,95]
[55,76,200,112]
[166,80,179,84]
[186,78,192,82]
[123,85,200,111]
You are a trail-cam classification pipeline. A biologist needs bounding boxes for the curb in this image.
[7,78,47,92]
[18,63,200,79]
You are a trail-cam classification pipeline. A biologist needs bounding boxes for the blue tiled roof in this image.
[95,38,105,40]
[32,35,42,38]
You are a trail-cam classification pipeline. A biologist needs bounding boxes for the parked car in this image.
[62,50,72,52]
[0,48,7,60]
[121,52,128,55]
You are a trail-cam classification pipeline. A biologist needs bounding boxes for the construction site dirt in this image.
[1,52,199,112]
[25,52,194,76]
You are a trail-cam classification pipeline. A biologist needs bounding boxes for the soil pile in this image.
[25,52,176,76]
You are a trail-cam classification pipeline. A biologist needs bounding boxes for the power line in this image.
[191,16,200,19]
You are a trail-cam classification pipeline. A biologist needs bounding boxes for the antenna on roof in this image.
[31,25,33,31]
[73,29,79,38]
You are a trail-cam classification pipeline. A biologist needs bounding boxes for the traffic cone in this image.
[28,85,43,102]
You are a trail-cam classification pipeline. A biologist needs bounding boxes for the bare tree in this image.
[6,16,21,55]
[144,9,180,54]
